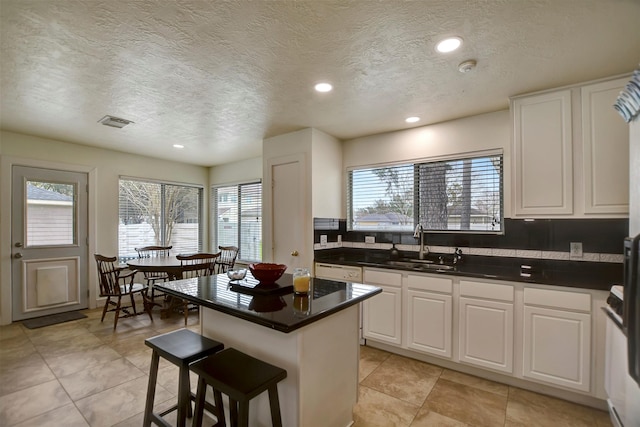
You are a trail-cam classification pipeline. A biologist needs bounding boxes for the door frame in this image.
[0,156,98,325]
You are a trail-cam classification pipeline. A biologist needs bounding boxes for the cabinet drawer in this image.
[407,274,453,293]
[460,280,514,302]
[524,288,591,312]
[364,269,402,287]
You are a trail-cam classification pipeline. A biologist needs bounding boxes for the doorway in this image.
[11,166,89,321]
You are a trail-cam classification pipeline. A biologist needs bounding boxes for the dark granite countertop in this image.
[315,248,622,291]
[155,272,381,333]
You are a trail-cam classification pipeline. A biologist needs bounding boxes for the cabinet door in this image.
[523,305,591,391]
[459,297,514,373]
[363,285,402,345]
[512,90,573,215]
[406,289,452,358]
[581,77,629,214]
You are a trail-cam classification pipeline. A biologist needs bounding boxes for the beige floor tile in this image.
[410,406,469,427]
[424,378,507,427]
[361,354,441,406]
[0,353,56,397]
[22,321,90,345]
[46,344,122,377]
[75,376,173,427]
[11,403,89,427]
[359,345,392,382]
[107,329,160,356]
[0,334,37,366]
[440,369,509,397]
[34,332,104,359]
[59,357,146,400]
[0,323,26,341]
[0,379,72,426]
[353,385,419,427]
[506,387,610,427]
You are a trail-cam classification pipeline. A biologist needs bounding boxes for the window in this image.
[118,178,203,261]
[348,152,503,233]
[211,181,262,262]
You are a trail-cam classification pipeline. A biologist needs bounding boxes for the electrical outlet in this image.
[570,242,583,258]
[365,236,375,244]
[337,235,342,244]
[320,235,327,246]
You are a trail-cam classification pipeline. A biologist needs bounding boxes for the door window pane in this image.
[26,181,75,246]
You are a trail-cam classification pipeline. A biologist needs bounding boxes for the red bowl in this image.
[249,263,287,284]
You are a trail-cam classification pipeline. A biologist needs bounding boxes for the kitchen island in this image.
[155,273,381,427]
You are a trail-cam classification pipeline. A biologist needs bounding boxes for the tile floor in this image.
[0,307,613,427]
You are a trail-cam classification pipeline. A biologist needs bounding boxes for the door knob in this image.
[14,253,23,259]
[14,242,22,247]
[291,250,299,256]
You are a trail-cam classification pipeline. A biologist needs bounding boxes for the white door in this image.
[11,166,89,321]
[271,157,307,269]
[406,289,452,358]
[362,285,402,345]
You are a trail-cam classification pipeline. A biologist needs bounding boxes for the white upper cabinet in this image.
[581,77,630,214]
[511,75,630,217]
[512,90,573,216]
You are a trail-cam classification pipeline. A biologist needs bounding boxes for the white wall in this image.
[0,130,209,324]
[630,118,640,236]
[311,128,343,218]
[209,156,262,185]
[342,110,512,218]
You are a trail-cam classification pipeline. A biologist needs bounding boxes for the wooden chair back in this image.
[215,245,239,273]
[95,254,128,296]
[135,246,172,283]
[177,253,220,279]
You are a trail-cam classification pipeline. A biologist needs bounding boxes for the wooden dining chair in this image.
[94,254,153,329]
[135,245,172,301]
[214,245,239,274]
[176,253,220,324]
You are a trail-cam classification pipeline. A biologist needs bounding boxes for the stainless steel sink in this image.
[384,259,454,271]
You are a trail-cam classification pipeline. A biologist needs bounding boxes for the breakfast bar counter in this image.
[155,273,381,427]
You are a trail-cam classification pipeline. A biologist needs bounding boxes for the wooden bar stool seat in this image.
[190,348,287,427]
[143,329,224,427]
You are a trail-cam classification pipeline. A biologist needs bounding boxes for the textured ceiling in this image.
[1,0,639,166]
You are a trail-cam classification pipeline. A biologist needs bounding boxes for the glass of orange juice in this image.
[292,268,311,295]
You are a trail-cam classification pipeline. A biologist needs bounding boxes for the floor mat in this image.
[22,311,87,329]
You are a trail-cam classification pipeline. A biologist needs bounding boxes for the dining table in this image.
[126,256,188,318]
[126,255,185,280]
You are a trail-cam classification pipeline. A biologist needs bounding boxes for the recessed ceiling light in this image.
[314,82,333,92]
[173,144,184,149]
[405,116,420,123]
[436,37,462,53]
[98,115,133,128]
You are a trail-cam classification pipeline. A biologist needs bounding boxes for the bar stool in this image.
[143,329,224,427]
[190,348,288,427]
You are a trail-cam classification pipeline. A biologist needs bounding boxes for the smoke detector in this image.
[98,115,134,128]
[458,60,477,73]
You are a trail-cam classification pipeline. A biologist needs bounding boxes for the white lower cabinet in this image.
[362,269,402,345]
[458,280,514,373]
[405,275,453,358]
[522,288,591,392]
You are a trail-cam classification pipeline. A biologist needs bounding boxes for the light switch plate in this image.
[570,242,583,258]
[365,236,375,244]
[320,235,327,246]
[337,235,342,244]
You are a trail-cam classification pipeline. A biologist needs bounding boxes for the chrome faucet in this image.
[413,223,429,259]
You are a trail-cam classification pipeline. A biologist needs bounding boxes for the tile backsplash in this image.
[314,218,629,263]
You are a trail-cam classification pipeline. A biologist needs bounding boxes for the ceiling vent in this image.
[98,115,134,128]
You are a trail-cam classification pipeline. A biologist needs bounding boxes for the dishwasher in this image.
[314,263,364,343]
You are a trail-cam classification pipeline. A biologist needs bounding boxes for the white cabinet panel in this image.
[512,89,573,215]
[523,305,591,391]
[363,285,402,345]
[459,297,514,373]
[581,77,629,214]
[406,289,452,358]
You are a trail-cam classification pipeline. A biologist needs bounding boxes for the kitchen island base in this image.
[201,304,360,427]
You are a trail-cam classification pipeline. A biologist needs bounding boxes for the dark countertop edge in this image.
[315,255,618,292]
[157,285,381,333]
